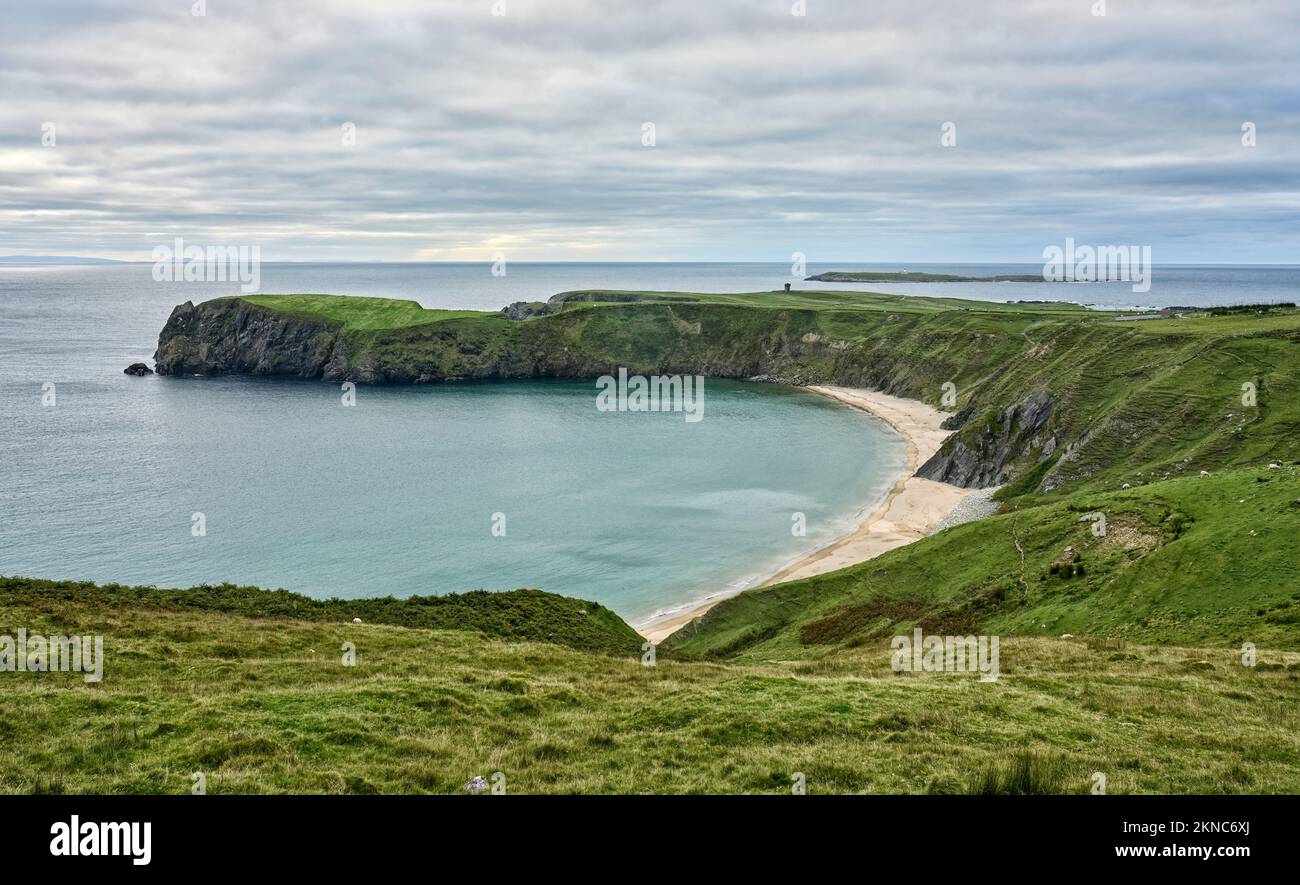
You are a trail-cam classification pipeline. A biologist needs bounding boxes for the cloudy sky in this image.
[2,0,1297,262]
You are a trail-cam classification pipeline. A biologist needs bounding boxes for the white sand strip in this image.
[637,386,977,643]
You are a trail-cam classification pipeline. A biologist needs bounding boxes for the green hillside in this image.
[0,578,641,656]
[662,465,1300,660]
[188,290,1300,501]
[2,579,1297,794]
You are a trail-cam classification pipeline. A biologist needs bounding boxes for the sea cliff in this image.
[154,291,1300,497]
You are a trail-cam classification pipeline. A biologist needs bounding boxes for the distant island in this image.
[807,270,1045,283]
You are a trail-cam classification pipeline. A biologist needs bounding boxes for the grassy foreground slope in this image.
[0,578,641,655]
[663,465,1300,660]
[2,581,1298,794]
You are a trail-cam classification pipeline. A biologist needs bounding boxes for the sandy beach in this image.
[637,386,977,643]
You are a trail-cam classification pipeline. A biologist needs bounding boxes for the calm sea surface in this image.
[1,261,1292,624]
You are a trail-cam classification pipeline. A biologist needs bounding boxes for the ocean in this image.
[1,261,1293,625]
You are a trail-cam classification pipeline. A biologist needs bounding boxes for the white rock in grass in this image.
[352,617,362,624]
[464,775,489,794]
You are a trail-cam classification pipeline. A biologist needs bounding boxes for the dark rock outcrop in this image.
[153,299,347,379]
[916,392,1056,487]
[939,404,974,431]
[151,297,1071,492]
[502,301,550,321]
[123,362,153,376]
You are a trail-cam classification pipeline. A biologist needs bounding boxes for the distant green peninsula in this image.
[152,288,1300,499]
[806,270,1045,283]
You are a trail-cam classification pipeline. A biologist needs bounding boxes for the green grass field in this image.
[663,465,1300,661]
[2,582,1297,794]
[240,295,490,331]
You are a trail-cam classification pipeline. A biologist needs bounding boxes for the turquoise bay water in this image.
[0,376,902,625]
[11,259,1290,625]
[0,264,906,623]
[8,259,1289,624]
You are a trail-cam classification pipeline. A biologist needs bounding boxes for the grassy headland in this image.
[156,289,1300,498]
[240,295,488,330]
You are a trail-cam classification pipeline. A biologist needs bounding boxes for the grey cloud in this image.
[0,0,1297,261]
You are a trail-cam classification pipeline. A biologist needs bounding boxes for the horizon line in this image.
[5,257,1300,268]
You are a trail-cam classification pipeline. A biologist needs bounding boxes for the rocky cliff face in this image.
[916,392,1056,487]
[154,299,349,379]
[153,297,1067,491]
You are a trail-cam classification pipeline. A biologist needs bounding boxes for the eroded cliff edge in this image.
[154,293,1298,496]
[155,298,348,379]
